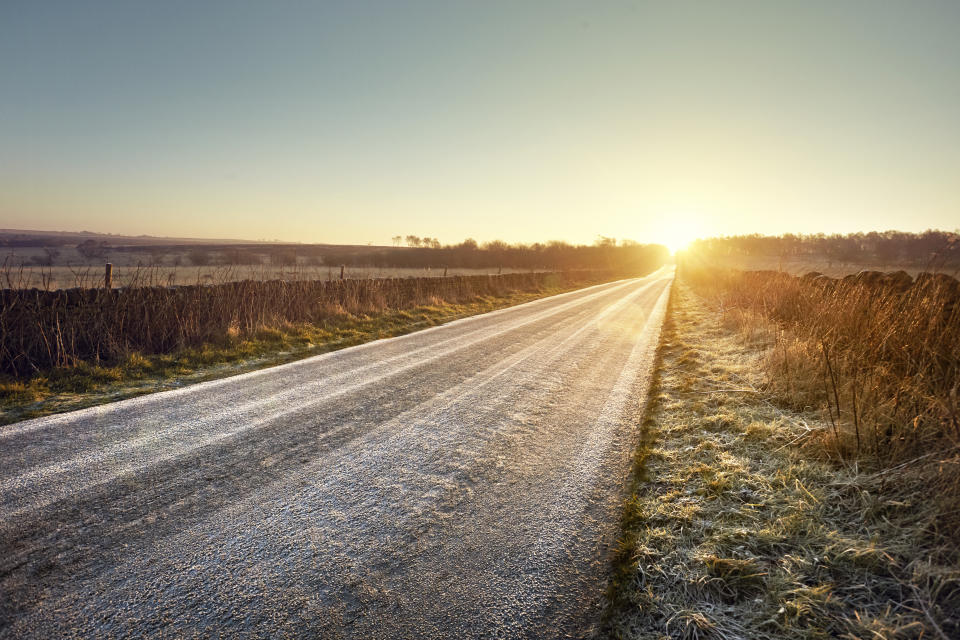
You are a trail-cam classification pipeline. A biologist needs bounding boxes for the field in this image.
[1,242,538,290]
[606,263,960,638]
[2,263,539,290]
[0,230,669,290]
[607,278,960,640]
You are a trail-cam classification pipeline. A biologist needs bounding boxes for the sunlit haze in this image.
[2,1,958,246]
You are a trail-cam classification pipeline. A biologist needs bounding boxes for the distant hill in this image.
[0,229,394,251]
[0,229,271,247]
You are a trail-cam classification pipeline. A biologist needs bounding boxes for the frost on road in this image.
[0,269,673,639]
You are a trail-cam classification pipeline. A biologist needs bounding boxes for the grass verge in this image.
[0,285,583,425]
[606,282,959,639]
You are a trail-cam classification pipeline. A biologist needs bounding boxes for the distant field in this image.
[2,244,534,290]
[1,264,539,290]
[1,230,668,290]
[702,253,960,277]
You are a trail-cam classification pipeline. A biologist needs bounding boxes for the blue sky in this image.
[2,1,958,245]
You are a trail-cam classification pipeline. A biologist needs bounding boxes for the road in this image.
[0,268,673,639]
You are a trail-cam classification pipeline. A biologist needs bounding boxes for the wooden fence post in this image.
[443,266,448,277]
[105,263,113,289]
[340,264,345,280]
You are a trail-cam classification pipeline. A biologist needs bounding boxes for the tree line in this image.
[688,230,959,265]
[168,237,668,273]
[5,235,669,275]
[326,238,669,273]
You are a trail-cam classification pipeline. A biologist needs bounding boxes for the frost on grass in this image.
[606,284,959,640]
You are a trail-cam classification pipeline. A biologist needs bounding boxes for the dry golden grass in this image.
[0,278,607,424]
[0,270,616,377]
[606,283,959,639]
[681,261,960,473]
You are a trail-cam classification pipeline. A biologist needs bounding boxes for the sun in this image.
[649,211,713,254]
[656,224,697,255]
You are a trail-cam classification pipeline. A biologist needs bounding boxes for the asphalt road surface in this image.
[0,268,673,639]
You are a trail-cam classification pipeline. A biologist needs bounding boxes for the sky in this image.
[1,1,958,248]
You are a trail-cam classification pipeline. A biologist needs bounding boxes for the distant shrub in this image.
[77,239,109,260]
[187,248,212,266]
[271,249,297,266]
[221,248,258,265]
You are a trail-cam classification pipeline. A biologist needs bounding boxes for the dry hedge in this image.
[683,264,960,465]
[0,270,610,376]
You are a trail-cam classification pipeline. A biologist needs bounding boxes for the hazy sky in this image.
[2,1,958,246]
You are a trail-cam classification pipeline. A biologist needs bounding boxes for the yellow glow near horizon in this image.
[660,232,692,255]
[653,216,705,255]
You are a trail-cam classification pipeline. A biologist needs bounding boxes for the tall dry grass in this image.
[0,269,617,377]
[682,261,960,533]
[607,282,960,638]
